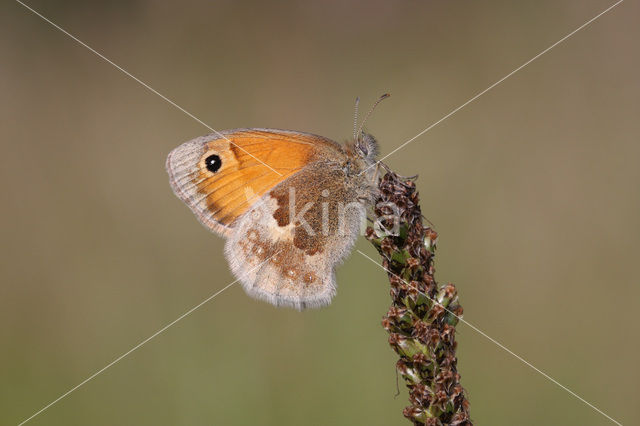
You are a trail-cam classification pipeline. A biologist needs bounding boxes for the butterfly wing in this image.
[166,128,343,236]
[224,162,368,310]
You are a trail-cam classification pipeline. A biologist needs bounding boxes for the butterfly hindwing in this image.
[224,163,367,309]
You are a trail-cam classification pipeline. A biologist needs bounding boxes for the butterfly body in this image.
[167,128,378,309]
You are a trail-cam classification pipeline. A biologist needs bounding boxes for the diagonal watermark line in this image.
[15,0,283,177]
[364,0,624,175]
[17,282,235,425]
[357,249,623,426]
[16,252,278,426]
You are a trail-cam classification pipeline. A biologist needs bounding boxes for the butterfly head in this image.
[344,131,378,177]
[354,131,379,163]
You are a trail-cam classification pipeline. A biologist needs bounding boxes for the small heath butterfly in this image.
[166,97,387,310]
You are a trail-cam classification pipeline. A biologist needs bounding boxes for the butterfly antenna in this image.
[353,97,360,141]
[356,93,390,138]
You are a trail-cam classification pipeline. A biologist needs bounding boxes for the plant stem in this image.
[366,171,472,426]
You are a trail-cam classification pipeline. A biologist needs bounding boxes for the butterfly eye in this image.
[205,154,222,173]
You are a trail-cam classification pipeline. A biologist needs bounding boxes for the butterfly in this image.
[166,97,387,310]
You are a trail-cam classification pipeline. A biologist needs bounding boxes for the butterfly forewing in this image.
[166,128,342,235]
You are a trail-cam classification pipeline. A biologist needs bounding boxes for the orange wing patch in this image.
[166,128,342,236]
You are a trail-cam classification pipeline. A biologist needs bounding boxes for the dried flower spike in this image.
[367,171,472,425]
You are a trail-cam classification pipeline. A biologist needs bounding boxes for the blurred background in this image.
[1,1,638,425]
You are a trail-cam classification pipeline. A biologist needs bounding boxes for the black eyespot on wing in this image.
[205,154,222,173]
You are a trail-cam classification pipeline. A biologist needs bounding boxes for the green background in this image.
[2,1,638,425]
